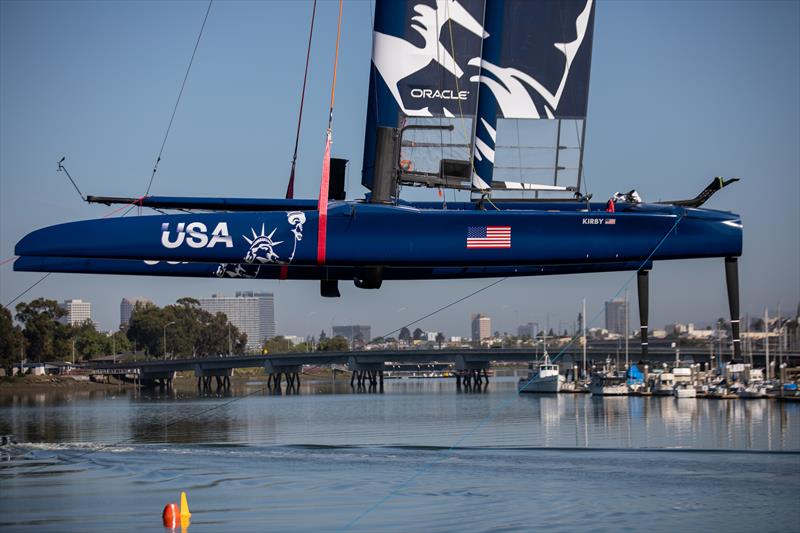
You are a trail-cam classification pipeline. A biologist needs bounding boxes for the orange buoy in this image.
[162,502,179,529]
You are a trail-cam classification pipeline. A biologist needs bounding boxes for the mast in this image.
[624,288,629,369]
[470,0,502,192]
[582,297,587,379]
[764,307,770,379]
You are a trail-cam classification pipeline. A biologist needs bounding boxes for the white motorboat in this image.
[652,372,676,396]
[674,382,697,398]
[589,372,629,396]
[672,367,696,398]
[519,355,564,393]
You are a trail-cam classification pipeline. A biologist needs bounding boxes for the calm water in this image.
[1,378,798,532]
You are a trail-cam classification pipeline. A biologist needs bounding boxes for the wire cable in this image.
[3,273,52,309]
[285,0,317,200]
[377,277,507,340]
[143,0,213,197]
[57,157,85,201]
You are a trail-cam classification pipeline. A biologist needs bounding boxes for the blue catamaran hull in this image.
[12,256,654,280]
[14,201,741,279]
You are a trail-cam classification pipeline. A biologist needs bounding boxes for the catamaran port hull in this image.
[12,256,655,280]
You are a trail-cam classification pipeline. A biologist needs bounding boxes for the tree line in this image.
[0,297,248,371]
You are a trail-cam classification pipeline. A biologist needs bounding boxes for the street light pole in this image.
[228,323,232,356]
[163,321,176,360]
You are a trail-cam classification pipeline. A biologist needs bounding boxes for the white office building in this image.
[120,297,153,328]
[198,292,275,351]
[59,299,92,326]
[471,314,492,341]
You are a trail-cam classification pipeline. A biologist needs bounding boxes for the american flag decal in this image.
[467,226,511,249]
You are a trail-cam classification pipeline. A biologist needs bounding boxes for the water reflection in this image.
[1,378,797,451]
[515,391,796,451]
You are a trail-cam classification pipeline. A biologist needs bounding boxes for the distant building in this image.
[517,322,538,339]
[666,323,688,336]
[604,299,628,335]
[198,292,275,351]
[651,329,668,339]
[59,299,91,326]
[120,297,153,328]
[471,314,491,341]
[283,335,306,346]
[332,325,372,344]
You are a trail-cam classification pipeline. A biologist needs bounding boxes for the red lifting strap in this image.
[316,0,343,266]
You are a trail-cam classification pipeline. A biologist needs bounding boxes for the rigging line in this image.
[376,277,507,340]
[515,120,523,183]
[143,0,213,197]
[102,196,146,218]
[57,157,85,201]
[445,9,471,147]
[111,196,147,218]
[286,0,318,200]
[485,195,501,211]
[326,0,344,132]
[17,383,273,476]
[340,215,686,531]
[574,119,589,195]
[3,273,52,309]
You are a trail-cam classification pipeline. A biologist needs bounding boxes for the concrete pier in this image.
[347,356,384,392]
[264,361,301,392]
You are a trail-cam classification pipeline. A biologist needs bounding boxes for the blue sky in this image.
[1,0,798,338]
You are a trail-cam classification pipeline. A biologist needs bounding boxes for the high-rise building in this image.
[517,322,539,339]
[59,299,91,326]
[198,292,275,351]
[120,297,153,328]
[605,299,628,335]
[471,314,491,341]
[332,325,372,344]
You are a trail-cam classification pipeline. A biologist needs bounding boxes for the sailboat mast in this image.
[624,288,629,369]
[582,297,587,378]
[764,307,770,379]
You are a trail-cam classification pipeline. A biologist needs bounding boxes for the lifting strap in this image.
[316,0,343,266]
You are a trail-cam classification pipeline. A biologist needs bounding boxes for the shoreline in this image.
[0,375,136,391]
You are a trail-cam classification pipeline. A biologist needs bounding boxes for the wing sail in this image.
[362,0,596,193]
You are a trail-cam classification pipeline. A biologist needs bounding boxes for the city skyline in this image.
[8,290,799,343]
[1,1,798,339]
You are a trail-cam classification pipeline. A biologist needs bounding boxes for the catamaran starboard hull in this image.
[14,202,742,279]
